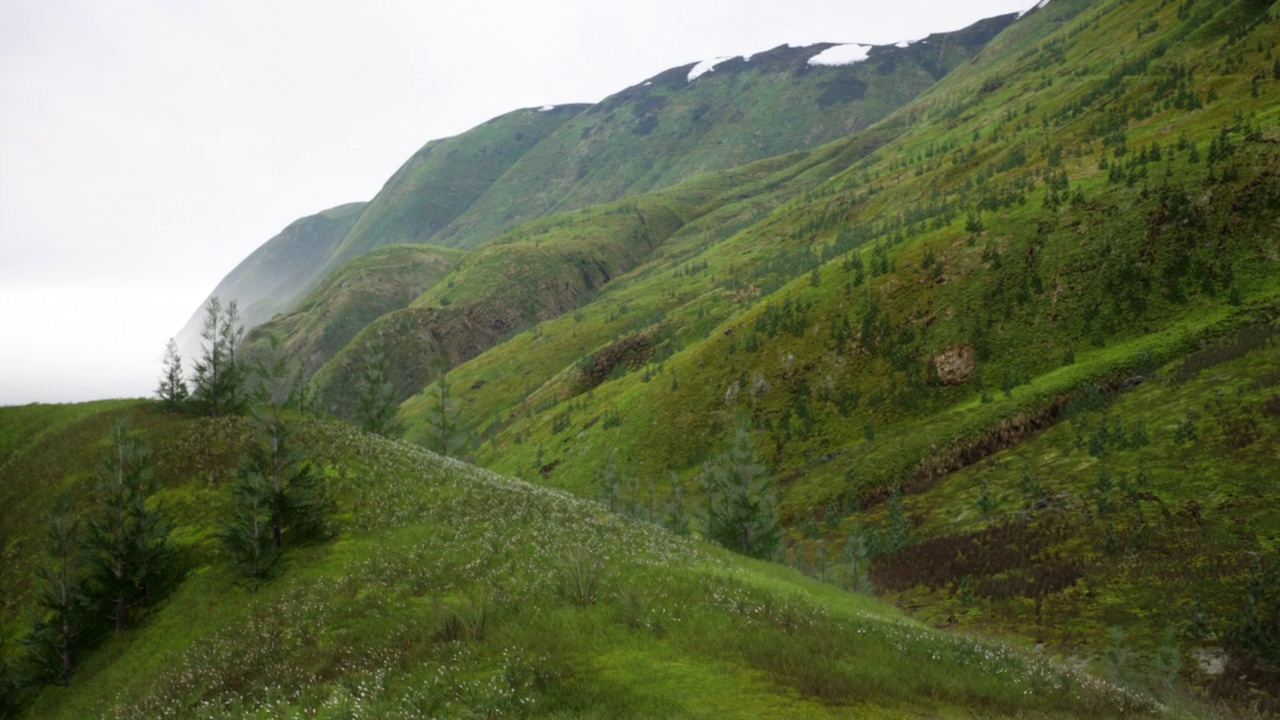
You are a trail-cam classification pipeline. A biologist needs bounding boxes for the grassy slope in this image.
[432,15,1017,251]
[175,106,582,362]
[317,105,588,279]
[313,152,832,419]
[228,16,1020,416]
[389,0,1280,697]
[244,243,464,377]
[0,403,1171,719]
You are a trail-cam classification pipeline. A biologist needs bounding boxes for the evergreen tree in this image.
[662,472,691,536]
[701,426,782,559]
[842,529,875,595]
[154,338,188,412]
[219,465,280,592]
[246,334,328,550]
[356,336,403,437]
[596,452,620,514]
[190,297,246,417]
[83,422,172,633]
[881,482,911,556]
[425,369,468,458]
[22,506,88,687]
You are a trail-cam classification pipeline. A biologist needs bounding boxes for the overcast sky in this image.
[0,0,1035,406]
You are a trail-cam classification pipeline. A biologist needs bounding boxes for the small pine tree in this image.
[662,472,691,536]
[246,333,327,549]
[977,477,998,515]
[701,426,781,560]
[882,482,911,556]
[155,338,188,412]
[596,452,620,514]
[22,506,89,686]
[842,529,875,594]
[83,422,172,633]
[190,297,247,417]
[965,212,984,234]
[220,465,280,592]
[356,336,403,437]
[425,369,468,458]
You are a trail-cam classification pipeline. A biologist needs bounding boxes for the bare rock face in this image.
[933,344,975,386]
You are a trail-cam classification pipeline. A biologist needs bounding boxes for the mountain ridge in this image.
[176,12,1021,356]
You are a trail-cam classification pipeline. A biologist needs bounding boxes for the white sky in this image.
[0,0,1035,405]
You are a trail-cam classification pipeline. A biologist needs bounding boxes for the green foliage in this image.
[700,426,781,560]
[219,464,280,592]
[154,338,188,413]
[977,477,999,515]
[556,547,602,606]
[83,422,174,633]
[355,336,403,437]
[18,0,1280,712]
[190,297,247,418]
[875,483,912,558]
[216,337,328,594]
[21,505,89,688]
[423,370,469,458]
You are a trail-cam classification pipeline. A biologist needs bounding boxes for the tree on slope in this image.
[356,336,403,437]
[220,464,280,592]
[425,368,469,458]
[221,334,326,590]
[154,338,188,412]
[190,297,247,417]
[83,422,173,633]
[701,425,782,560]
[246,333,327,550]
[22,504,89,687]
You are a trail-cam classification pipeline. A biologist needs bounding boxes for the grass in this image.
[11,0,1280,714]
[2,407,1178,718]
[380,0,1280,706]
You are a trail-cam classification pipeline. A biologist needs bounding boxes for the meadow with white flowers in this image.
[0,408,1188,719]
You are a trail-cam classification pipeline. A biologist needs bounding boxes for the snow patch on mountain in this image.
[1019,0,1052,18]
[688,57,733,81]
[807,44,873,67]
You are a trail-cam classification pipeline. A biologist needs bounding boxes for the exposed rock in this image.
[933,344,976,386]
[1120,375,1145,390]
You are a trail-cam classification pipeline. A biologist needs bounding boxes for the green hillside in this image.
[174,202,367,356]
[310,152,823,418]
[317,105,588,282]
[75,0,1280,712]
[175,107,581,354]
[431,14,1018,250]
[397,0,1280,705]
[0,403,1169,718]
[180,13,1018,350]
[245,243,463,378]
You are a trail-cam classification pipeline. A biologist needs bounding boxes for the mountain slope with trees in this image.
[0,402,1170,719]
[9,0,1280,714]
[177,13,1021,354]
